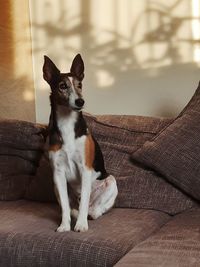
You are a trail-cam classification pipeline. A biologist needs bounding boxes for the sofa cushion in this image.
[115,207,200,267]
[0,156,36,176]
[1,175,33,200]
[132,82,200,201]
[0,120,45,200]
[116,170,196,215]
[85,114,172,177]
[0,200,170,267]
[0,120,45,150]
[25,154,56,202]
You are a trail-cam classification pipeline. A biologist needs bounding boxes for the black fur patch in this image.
[74,112,88,138]
[48,94,63,147]
[93,137,108,180]
[49,128,62,148]
[74,113,107,179]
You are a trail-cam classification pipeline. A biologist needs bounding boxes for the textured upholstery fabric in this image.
[24,114,163,196]
[115,171,196,215]
[0,120,45,150]
[0,120,45,200]
[85,114,172,177]
[0,156,36,176]
[115,208,200,267]
[86,114,196,214]
[26,114,171,202]
[0,200,170,267]
[132,82,200,201]
[25,154,57,202]
[25,114,196,215]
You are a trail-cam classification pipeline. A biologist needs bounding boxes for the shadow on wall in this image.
[31,0,200,119]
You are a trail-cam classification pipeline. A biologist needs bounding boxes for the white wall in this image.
[29,0,200,124]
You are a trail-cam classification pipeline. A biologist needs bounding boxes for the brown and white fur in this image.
[43,54,118,232]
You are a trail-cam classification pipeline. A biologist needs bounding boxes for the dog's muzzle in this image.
[75,98,85,110]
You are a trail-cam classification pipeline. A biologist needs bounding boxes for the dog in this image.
[43,54,118,232]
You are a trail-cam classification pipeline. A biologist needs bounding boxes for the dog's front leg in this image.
[74,169,92,232]
[53,167,71,232]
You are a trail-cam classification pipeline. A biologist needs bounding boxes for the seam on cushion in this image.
[0,143,44,152]
[86,115,169,135]
[114,214,172,266]
[0,152,40,165]
[138,117,177,144]
[97,141,135,154]
[134,152,199,203]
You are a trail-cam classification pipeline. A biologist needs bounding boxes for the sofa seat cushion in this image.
[0,200,170,267]
[115,207,200,267]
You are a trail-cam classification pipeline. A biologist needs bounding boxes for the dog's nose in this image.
[75,98,85,108]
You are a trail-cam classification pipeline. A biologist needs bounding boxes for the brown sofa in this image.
[0,112,200,267]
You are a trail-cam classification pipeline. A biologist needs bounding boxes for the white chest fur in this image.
[49,109,86,188]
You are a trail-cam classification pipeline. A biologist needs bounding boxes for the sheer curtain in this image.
[0,0,35,122]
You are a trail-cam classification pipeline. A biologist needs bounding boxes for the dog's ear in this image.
[70,54,84,81]
[43,55,60,85]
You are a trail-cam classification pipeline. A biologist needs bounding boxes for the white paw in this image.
[56,223,71,232]
[89,209,102,220]
[74,220,88,232]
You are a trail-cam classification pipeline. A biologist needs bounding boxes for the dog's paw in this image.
[89,208,102,220]
[74,220,88,232]
[56,223,71,232]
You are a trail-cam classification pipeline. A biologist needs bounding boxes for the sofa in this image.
[1,83,200,267]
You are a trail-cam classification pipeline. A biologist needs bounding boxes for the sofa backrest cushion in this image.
[132,81,200,202]
[85,114,172,177]
[0,120,45,200]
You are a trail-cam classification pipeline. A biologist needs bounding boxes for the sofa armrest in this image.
[0,119,46,200]
[0,119,46,150]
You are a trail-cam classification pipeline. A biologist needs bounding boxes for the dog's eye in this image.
[59,83,68,90]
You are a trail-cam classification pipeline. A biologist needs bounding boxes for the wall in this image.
[29,0,200,124]
[0,1,35,122]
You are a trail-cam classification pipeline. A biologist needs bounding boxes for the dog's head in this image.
[43,54,85,111]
